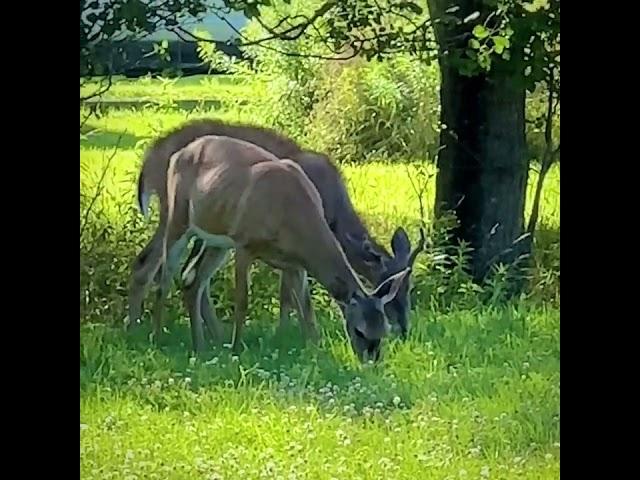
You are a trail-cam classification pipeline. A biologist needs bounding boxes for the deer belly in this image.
[262,257,299,270]
[254,247,302,271]
[189,225,235,249]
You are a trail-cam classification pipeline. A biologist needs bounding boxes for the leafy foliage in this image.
[305,56,440,162]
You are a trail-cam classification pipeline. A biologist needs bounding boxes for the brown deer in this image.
[127,119,424,347]
[153,134,410,361]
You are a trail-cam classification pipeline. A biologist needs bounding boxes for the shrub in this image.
[304,55,440,162]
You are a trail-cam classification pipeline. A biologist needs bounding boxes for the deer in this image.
[127,119,425,352]
[151,134,411,361]
[127,119,305,341]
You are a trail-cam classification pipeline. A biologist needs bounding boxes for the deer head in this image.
[340,267,411,361]
[346,226,425,338]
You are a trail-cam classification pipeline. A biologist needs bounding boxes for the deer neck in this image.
[334,222,391,286]
[307,233,366,305]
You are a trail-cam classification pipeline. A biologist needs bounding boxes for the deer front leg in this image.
[289,268,320,344]
[231,248,252,353]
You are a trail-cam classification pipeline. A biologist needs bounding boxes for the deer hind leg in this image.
[181,243,231,353]
[231,247,252,353]
[151,224,189,344]
[288,268,319,343]
[126,227,163,330]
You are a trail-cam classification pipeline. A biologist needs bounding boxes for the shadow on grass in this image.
[80,299,556,409]
[81,314,384,398]
[81,124,146,150]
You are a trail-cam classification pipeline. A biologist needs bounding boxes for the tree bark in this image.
[435,63,528,280]
[426,0,530,281]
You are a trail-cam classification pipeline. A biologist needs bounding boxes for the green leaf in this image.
[493,36,509,54]
[523,0,550,13]
[469,39,480,49]
[472,25,489,39]
[477,53,491,70]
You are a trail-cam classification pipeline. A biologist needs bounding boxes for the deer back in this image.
[292,151,391,283]
[139,119,302,206]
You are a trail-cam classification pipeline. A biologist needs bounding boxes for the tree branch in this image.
[174,2,338,48]
[80,75,113,103]
[169,2,437,61]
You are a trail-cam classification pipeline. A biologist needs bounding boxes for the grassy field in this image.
[80,76,560,479]
[81,75,256,102]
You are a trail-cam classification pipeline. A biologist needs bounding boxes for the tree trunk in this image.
[434,63,529,280]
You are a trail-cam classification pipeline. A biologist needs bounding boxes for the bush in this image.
[305,55,440,162]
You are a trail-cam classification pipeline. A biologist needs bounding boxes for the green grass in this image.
[81,302,559,479]
[80,77,560,479]
[81,74,259,102]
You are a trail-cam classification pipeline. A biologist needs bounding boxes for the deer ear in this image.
[391,227,411,260]
[373,268,411,305]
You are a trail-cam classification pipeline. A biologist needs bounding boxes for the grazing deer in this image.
[127,119,424,350]
[152,134,410,360]
[128,120,303,339]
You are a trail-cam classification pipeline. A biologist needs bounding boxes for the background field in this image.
[80,75,560,479]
